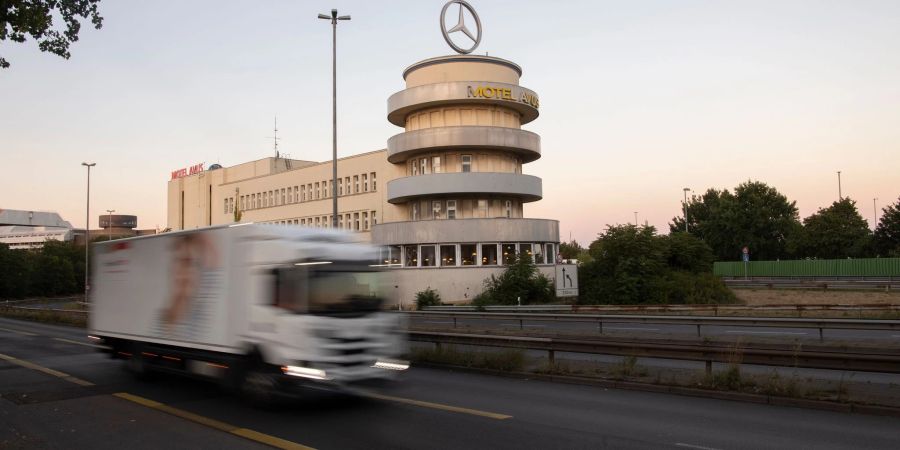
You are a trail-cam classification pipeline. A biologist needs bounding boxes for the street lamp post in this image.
[683,187,691,232]
[634,211,638,226]
[106,209,115,241]
[318,8,350,228]
[81,162,96,300]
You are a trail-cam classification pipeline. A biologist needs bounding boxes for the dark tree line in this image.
[0,241,85,298]
[670,181,900,261]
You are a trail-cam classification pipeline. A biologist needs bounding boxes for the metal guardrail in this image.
[407,311,900,341]
[424,303,900,317]
[409,330,900,375]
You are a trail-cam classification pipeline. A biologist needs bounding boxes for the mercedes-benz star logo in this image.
[440,0,482,55]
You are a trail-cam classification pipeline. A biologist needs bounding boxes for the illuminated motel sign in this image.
[171,163,205,180]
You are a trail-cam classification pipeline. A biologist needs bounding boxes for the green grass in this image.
[0,307,87,327]
[411,345,525,372]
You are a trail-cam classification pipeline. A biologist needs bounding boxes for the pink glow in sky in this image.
[1,1,898,245]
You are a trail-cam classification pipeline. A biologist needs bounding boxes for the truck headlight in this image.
[371,359,410,371]
[281,365,329,380]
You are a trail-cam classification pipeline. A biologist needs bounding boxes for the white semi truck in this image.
[88,224,408,401]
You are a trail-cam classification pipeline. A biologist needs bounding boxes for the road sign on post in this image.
[555,264,578,297]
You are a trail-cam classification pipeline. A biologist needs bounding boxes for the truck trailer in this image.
[88,224,408,401]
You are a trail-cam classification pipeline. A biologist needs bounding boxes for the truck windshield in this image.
[274,262,384,316]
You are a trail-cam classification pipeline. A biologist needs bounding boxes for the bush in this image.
[474,253,554,306]
[415,287,441,310]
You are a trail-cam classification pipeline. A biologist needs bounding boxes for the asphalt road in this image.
[409,315,900,344]
[1,317,898,450]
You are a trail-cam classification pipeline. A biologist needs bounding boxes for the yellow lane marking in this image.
[0,352,95,386]
[53,337,107,349]
[0,326,37,336]
[114,393,316,450]
[363,392,512,420]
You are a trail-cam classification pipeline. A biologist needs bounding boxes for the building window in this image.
[420,245,436,267]
[345,177,350,194]
[224,199,229,214]
[251,194,256,209]
[432,156,442,173]
[345,213,351,230]
[269,191,274,205]
[315,217,320,227]
[432,200,442,219]
[240,196,245,211]
[462,154,472,172]
[502,244,517,265]
[371,172,377,191]
[363,211,369,230]
[420,158,428,174]
[371,210,377,226]
[519,243,533,260]
[481,243,498,265]
[447,200,457,219]
[388,245,401,265]
[534,244,545,264]
[461,244,477,266]
[411,202,419,221]
[338,215,343,229]
[281,188,286,205]
[339,178,343,196]
[411,160,418,176]
[440,245,457,267]
[547,243,556,263]
[288,187,293,203]
[363,173,369,192]
[354,175,359,193]
[477,199,488,218]
[404,245,418,267]
[229,198,234,213]
[315,182,320,200]
[354,212,360,230]
[301,218,306,226]
[323,181,329,198]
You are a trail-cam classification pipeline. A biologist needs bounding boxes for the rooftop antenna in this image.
[267,115,281,159]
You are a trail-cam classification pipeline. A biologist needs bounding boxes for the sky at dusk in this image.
[1,0,898,245]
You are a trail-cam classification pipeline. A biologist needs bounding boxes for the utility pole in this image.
[683,187,691,232]
[634,211,638,226]
[81,162,96,300]
[873,197,878,228]
[837,171,842,200]
[319,8,350,228]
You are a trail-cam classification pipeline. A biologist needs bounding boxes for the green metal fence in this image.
[714,258,900,277]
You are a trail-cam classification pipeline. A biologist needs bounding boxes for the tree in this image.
[578,224,734,305]
[670,181,802,261]
[1,0,104,69]
[874,196,900,257]
[475,253,554,305]
[559,240,583,260]
[798,198,873,259]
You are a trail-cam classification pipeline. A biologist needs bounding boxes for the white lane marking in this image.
[423,321,454,324]
[675,443,721,450]
[726,330,807,335]
[53,337,107,349]
[606,327,660,331]
[0,327,37,336]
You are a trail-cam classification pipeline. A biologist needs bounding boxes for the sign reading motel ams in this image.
[171,163,204,180]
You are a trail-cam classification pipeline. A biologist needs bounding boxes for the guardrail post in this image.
[548,350,555,364]
[453,317,457,329]
[598,321,603,335]
[696,324,701,337]
[705,360,712,376]
[819,328,824,342]
[519,319,524,331]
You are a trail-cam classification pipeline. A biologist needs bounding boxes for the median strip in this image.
[113,392,315,450]
[0,352,94,386]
